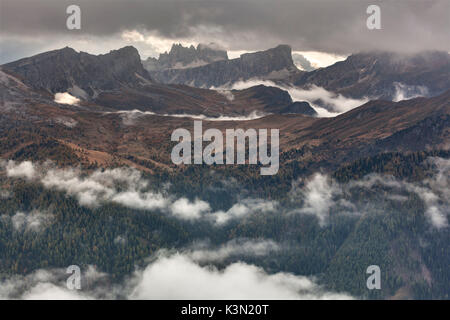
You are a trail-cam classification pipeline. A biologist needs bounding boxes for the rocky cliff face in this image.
[2,46,152,99]
[1,46,308,117]
[281,101,317,116]
[293,51,450,100]
[143,43,228,71]
[150,45,300,88]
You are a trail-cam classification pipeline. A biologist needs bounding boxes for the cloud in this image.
[54,92,81,105]
[411,157,449,228]
[110,191,169,211]
[187,239,280,263]
[129,253,353,300]
[2,160,275,225]
[4,161,168,209]
[211,199,277,225]
[170,198,211,220]
[21,283,89,300]
[112,109,268,124]
[0,251,354,300]
[3,158,448,229]
[393,82,429,102]
[288,158,449,228]
[1,0,449,61]
[5,160,36,179]
[292,53,315,71]
[40,166,172,210]
[284,85,369,116]
[166,110,268,121]
[216,89,235,101]
[227,80,369,117]
[0,267,107,300]
[289,174,341,226]
[165,197,278,225]
[348,158,449,229]
[293,51,347,69]
[1,210,53,232]
[0,270,75,300]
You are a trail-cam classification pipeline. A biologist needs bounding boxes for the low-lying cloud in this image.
[289,157,449,228]
[170,198,211,220]
[1,210,53,232]
[2,160,276,225]
[349,157,450,229]
[227,80,369,117]
[0,250,353,300]
[5,160,36,180]
[393,82,429,102]
[289,173,342,226]
[4,157,449,229]
[187,239,280,263]
[128,253,353,300]
[113,109,268,125]
[216,89,235,101]
[292,53,315,71]
[211,198,277,225]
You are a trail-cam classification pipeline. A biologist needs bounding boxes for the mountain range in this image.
[5,44,448,118]
[0,44,449,300]
[1,46,316,117]
[143,44,450,103]
[2,46,151,99]
[292,51,450,100]
[149,44,300,88]
[1,46,448,174]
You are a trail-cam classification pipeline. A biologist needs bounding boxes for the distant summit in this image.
[1,45,304,116]
[2,46,152,99]
[143,43,228,71]
[149,44,300,88]
[293,50,450,100]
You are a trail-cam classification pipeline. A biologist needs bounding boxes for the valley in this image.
[0,42,449,300]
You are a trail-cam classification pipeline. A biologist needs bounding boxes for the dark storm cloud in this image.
[1,0,449,57]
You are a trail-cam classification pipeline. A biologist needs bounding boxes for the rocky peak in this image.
[151,45,300,88]
[239,44,297,73]
[144,43,228,71]
[293,50,450,100]
[105,46,141,60]
[2,46,151,98]
[346,50,450,73]
[195,43,228,61]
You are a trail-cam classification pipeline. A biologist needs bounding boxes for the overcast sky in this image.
[1,0,449,64]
